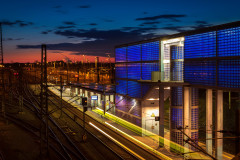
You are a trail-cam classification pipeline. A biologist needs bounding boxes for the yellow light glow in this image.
[89,122,145,160]
[105,122,172,160]
[162,37,184,44]
[163,59,170,63]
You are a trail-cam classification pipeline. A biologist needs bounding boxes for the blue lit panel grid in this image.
[171,108,183,129]
[127,44,141,62]
[171,87,183,106]
[218,59,240,88]
[184,31,216,58]
[191,88,199,106]
[141,63,159,80]
[171,46,184,60]
[191,108,199,130]
[127,81,142,98]
[184,60,216,86]
[142,41,160,61]
[115,47,127,62]
[171,61,183,81]
[116,80,127,95]
[218,27,240,57]
[171,131,183,146]
[127,63,141,80]
[191,132,199,151]
[115,63,127,79]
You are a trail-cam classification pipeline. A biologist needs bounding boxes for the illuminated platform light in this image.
[89,122,145,160]
[105,122,172,160]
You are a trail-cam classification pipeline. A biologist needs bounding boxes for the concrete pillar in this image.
[206,89,213,155]
[159,85,164,146]
[82,89,85,97]
[98,94,101,107]
[80,89,82,96]
[215,90,223,160]
[184,87,191,149]
[75,88,78,95]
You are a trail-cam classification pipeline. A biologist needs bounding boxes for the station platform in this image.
[48,85,233,160]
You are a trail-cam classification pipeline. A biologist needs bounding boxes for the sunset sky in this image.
[1,0,240,63]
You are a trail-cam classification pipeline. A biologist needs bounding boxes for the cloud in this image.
[53,28,156,40]
[89,23,97,26]
[57,25,75,29]
[140,21,160,26]
[78,5,91,8]
[4,38,24,41]
[161,26,188,32]
[136,14,187,22]
[192,21,212,29]
[41,31,48,34]
[195,21,208,24]
[1,20,34,27]
[17,28,156,57]
[63,21,76,25]
[41,30,52,34]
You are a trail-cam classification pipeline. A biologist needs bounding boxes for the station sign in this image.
[91,95,98,100]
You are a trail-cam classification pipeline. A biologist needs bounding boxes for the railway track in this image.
[4,69,166,160]
[12,81,139,160]
[47,88,164,160]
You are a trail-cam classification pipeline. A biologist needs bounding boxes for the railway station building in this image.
[115,21,240,159]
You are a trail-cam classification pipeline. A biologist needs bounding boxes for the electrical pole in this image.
[19,69,23,113]
[60,75,63,118]
[40,44,49,159]
[0,23,5,118]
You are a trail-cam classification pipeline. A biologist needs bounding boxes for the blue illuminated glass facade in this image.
[115,63,127,79]
[184,60,216,86]
[141,63,159,80]
[127,44,141,62]
[142,41,159,61]
[116,22,240,96]
[218,27,240,57]
[115,47,127,62]
[184,25,240,88]
[218,59,240,88]
[184,31,216,58]
[115,21,240,151]
[115,40,160,99]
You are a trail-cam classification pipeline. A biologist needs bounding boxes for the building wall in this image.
[115,41,160,125]
[184,26,240,88]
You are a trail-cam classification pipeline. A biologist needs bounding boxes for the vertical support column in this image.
[75,87,78,95]
[206,89,213,155]
[0,23,5,118]
[170,87,184,147]
[215,90,223,160]
[184,87,191,149]
[159,85,164,146]
[103,84,106,114]
[236,93,240,155]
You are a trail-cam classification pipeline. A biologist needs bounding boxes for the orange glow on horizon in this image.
[5,50,115,63]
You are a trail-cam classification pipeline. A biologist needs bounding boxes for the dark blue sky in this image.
[1,0,240,62]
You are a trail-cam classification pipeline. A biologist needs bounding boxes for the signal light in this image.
[82,97,87,106]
